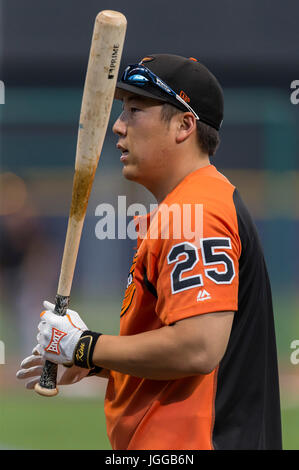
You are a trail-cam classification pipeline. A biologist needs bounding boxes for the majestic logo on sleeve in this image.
[197,289,211,301]
[120,253,137,317]
[45,328,67,355]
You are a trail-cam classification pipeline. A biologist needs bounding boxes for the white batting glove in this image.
[33,300,88,366]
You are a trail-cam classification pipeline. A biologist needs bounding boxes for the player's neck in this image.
[153,152,211,204]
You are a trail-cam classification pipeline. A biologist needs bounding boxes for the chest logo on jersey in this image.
[120,254,137,317]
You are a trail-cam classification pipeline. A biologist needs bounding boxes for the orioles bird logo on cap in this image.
[140,56,154,63]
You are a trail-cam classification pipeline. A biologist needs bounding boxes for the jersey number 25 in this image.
[167,238,235,294]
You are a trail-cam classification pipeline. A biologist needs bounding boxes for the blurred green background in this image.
[0,0,298,450]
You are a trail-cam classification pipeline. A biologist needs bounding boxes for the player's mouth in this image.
[117,143,129,162]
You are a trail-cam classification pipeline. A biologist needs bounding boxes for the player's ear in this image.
[175,113,197,144]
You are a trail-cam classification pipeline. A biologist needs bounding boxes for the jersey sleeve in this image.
[152,202,241,325]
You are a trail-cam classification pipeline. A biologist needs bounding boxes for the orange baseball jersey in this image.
[104,165,282,450]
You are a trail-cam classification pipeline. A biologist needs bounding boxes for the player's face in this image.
[113,92,175,190]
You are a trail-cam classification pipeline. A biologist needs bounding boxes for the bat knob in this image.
[34,383,59,397]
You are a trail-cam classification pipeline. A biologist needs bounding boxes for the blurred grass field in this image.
[0,292,298,450]
[0,393,111,450]
[0,392,298,450]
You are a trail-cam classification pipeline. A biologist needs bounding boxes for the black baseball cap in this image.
[116,54,224,131]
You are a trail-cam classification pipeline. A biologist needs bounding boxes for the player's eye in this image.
[130,107,140,113]
[121,104,141,116]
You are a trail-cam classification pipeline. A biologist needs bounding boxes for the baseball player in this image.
[17,54,282,450]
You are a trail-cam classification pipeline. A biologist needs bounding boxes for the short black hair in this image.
[160,103,220,156]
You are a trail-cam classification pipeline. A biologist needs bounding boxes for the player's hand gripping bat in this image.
[34,10,127,397]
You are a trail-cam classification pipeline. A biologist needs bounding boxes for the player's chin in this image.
[122,164,139,182]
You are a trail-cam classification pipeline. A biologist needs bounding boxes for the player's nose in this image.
[112,114,127,137]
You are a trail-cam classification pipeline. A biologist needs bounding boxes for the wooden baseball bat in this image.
[34,10,127,397]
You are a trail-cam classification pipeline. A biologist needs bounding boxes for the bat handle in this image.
[34,294,70,397]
